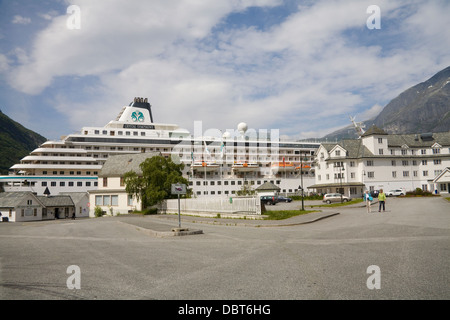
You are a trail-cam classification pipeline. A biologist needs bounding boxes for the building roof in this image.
[321,140,374,159]
[37,195,74,207]
[98,152,161,177]
[321,130,450,159]
[60,192,88,204]
[361,125,388,137]
[255,181,281,191]
[0,192,41,208]
[386,131,450,148]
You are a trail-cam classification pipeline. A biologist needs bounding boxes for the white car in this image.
[387,189,404,196]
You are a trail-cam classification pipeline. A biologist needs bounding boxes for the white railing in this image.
[159,196,261,215]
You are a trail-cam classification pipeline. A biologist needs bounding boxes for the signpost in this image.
[171,183,186,228]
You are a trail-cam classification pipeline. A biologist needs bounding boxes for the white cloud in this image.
[12,15,31,25]
[4,0,450,139]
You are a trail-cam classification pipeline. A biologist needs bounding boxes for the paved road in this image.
[0,196,449,300]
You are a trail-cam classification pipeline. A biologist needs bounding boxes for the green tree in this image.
[123,156,189,210]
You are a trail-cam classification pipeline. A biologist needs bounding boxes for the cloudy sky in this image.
[0,0,449,140]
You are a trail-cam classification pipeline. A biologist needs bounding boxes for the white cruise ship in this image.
[0,98,320,197]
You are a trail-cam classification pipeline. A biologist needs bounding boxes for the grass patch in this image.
[445,197,450,202]
[264,210,317,220]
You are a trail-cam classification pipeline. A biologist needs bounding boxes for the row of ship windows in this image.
[22,181,99,187]
[189,180,282,186]
[42,171,98,175]
[195,189,298,196]
[317,169,443,180]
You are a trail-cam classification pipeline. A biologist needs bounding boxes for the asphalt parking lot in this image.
[0,196,449,301]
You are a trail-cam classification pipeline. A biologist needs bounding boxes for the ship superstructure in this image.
[0,98,320,196]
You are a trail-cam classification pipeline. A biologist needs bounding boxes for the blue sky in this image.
[0,0,449,140]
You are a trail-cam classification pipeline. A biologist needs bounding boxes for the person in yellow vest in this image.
[378,189,386,212]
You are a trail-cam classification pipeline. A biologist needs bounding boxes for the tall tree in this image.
[123,155,189,210]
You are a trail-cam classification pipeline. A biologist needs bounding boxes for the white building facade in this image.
[311,126,450,198]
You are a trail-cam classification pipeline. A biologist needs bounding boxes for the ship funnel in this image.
[129,97,154,123]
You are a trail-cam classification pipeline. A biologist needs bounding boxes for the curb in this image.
[117,221,203,238]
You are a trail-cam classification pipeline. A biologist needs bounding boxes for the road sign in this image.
[171,183,186,195]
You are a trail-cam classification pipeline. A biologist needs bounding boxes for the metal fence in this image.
[159,196,261,215]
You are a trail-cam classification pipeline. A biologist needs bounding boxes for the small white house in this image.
[88,152,160,217]
[0,192,45,222]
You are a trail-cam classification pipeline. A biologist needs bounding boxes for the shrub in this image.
[94,206,105,217]
[143,207,158,215]
[405,188,433,197]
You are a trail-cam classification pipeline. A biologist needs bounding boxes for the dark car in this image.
[277,196,292,203]
[260,195,278,205]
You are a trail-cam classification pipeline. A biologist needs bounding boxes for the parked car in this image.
[387,189,404,196]
[323,193,350,204]
[260,195,278,205]
[277,196,292,203]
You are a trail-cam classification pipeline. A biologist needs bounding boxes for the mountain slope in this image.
[323,66,450,140]
[0,110,47,174]
[373,66,450,134]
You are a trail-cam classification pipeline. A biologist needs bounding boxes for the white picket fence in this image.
[159,196,261,215]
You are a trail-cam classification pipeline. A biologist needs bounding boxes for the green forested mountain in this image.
[0,110,47,174]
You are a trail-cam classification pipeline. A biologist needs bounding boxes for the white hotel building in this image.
[310,126,450,198]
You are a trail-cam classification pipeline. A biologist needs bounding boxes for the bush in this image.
[143,207,158,215]
[405,188,433,197]
[94,206,105,217]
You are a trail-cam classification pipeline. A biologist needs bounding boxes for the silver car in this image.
[322,193,350,204]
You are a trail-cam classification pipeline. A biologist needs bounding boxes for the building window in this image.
[95,196,102,206]
[421,149,427,155]
[367,172,375,178]
[423,171,428,177]
[432,148,441,154]
[379,149,383,155]
[378,138,383,143]
[434,159,442,165]
[366,160,374,166]
[434,170,442,177]
[392,171,397,178]
[422,160,428,165]
[111,195,118,206]
[103,178,108,187]
[128,195,133,206]
[402,160,409,166]
[391,160,396,166]
[403,171,409,177]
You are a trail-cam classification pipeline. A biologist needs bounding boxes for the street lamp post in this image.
[339,165,345,203]
[299,155,307,211]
